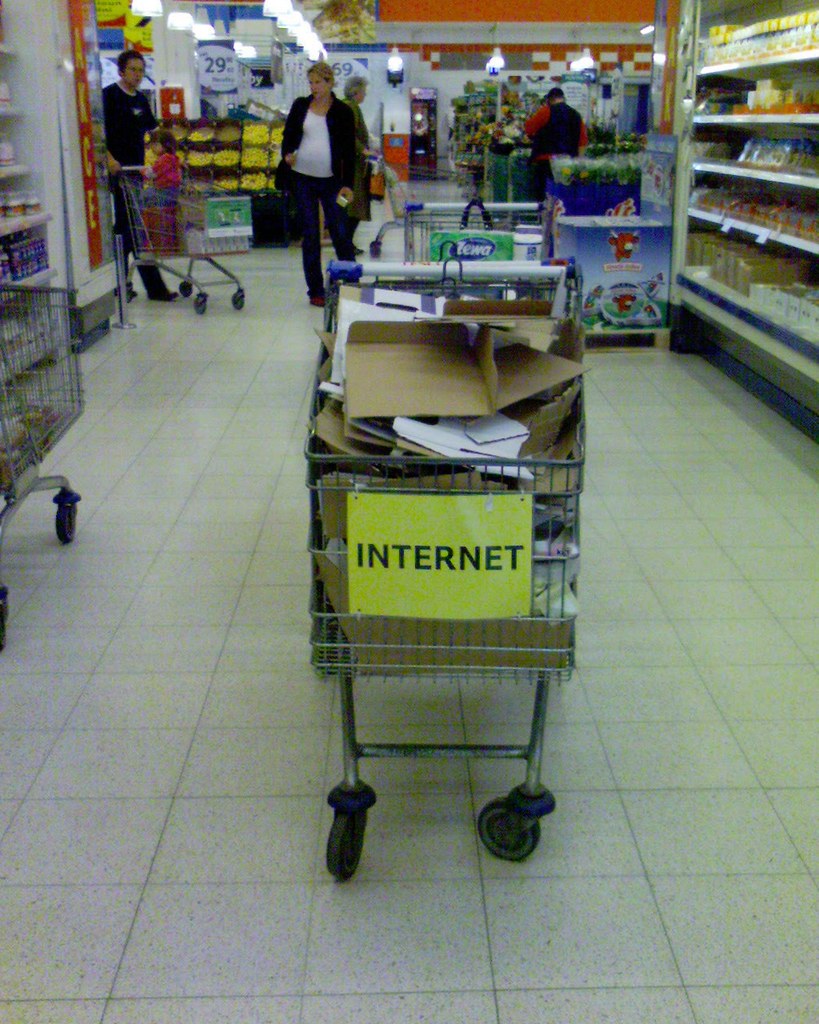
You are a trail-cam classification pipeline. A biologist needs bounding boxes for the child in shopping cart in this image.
[143,128,182,203]
[141,128,182,255]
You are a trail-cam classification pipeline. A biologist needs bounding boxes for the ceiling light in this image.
[192,9,215,40]
[640,24,655,35]
[131,0,163,15]
[263,0,293,15]
[569,47,595,72]
[278,10,304,30]
[386,46,403,73]
[486,46,505,75]
[652,52,667,66]
[167,11,194,31]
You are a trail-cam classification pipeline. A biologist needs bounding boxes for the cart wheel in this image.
[369,240,382,258]
[231,289,245,310]
[179,280,193,298]
[55,502,77,545]
[478,798,541,862]
[327,809,367,881]
[194,293,208,315]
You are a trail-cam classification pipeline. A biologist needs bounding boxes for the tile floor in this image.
[0,196,817,1024]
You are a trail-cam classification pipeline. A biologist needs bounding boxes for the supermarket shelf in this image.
[692,160,819,189]
[693,113,819,125]
[12,268,57,287]
[0,163,30,180]
[687,207,819,254]
[678,267,819,368]
[700,48,819,78]
[0,212,51,239]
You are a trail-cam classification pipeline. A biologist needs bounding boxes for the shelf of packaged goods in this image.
[693,114,819,125]
[0,212,51,239]
[700,47,819,79]
[0,163,30,180]
[678,267,819,371]
[12,267,57,287]
[688,207,819,255]
[692,160,819,189]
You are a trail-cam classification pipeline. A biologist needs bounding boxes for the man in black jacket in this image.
[103,50,177,302]
[525,87,588,201]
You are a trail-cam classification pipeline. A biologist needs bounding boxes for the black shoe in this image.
[353,246,365,256]
[149,292,178,303]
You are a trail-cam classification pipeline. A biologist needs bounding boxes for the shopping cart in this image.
[307,273,584,880]
[323,257,576,335]
[0,286,83,650]
[402,197,546,262]
[119,170,249,315]
[368,160,482,259]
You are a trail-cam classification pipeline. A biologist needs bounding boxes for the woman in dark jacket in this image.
[281,61,356,307]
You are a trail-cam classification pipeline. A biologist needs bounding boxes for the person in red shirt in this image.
[524,87,588,201]
[145,128,182,191]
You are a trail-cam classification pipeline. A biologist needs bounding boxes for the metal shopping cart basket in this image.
[307,273,584,880]
[403,196,546,262]
[367,159,484,259]
[119,170,249,315]
[324,257,577,335]
[0,286,83,650]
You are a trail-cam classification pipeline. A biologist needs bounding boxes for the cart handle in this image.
[459,198,494,230]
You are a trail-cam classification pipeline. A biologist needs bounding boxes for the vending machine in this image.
[409,87,437,177]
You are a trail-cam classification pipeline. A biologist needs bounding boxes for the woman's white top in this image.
[294,110,332,178]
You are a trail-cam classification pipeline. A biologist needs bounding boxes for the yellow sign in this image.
[347,492,532,619]
[124,10,154,53]
[96,0,128,28]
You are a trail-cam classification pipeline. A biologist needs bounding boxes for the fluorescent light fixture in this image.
[640,24,655,35]
[262,0,293,15]
[486,46,505,75]
[386,46,403,73]
[131,0,162,15]
[278,10,304,30]
[192,9,215,40]
[652,51,667,66]
[296,23,313,46]
[569,47,595,71]
[167,11,194,31]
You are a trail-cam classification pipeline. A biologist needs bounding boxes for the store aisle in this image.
[0,206,817,1024]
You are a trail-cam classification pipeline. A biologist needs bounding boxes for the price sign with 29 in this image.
[199,40,240,94]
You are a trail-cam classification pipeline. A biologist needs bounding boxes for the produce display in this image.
[162,116,285,192]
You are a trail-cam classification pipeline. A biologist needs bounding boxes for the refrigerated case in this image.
[409,87,437,177]
[669,0,819,434]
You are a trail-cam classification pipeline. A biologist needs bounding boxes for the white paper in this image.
[465,412,530,444]
[393,415,532,473]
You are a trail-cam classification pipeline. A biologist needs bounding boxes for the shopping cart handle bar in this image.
[327,260,363,283]
[404,202,424,213]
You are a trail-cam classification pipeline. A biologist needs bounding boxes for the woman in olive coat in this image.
[343,75,373,252]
